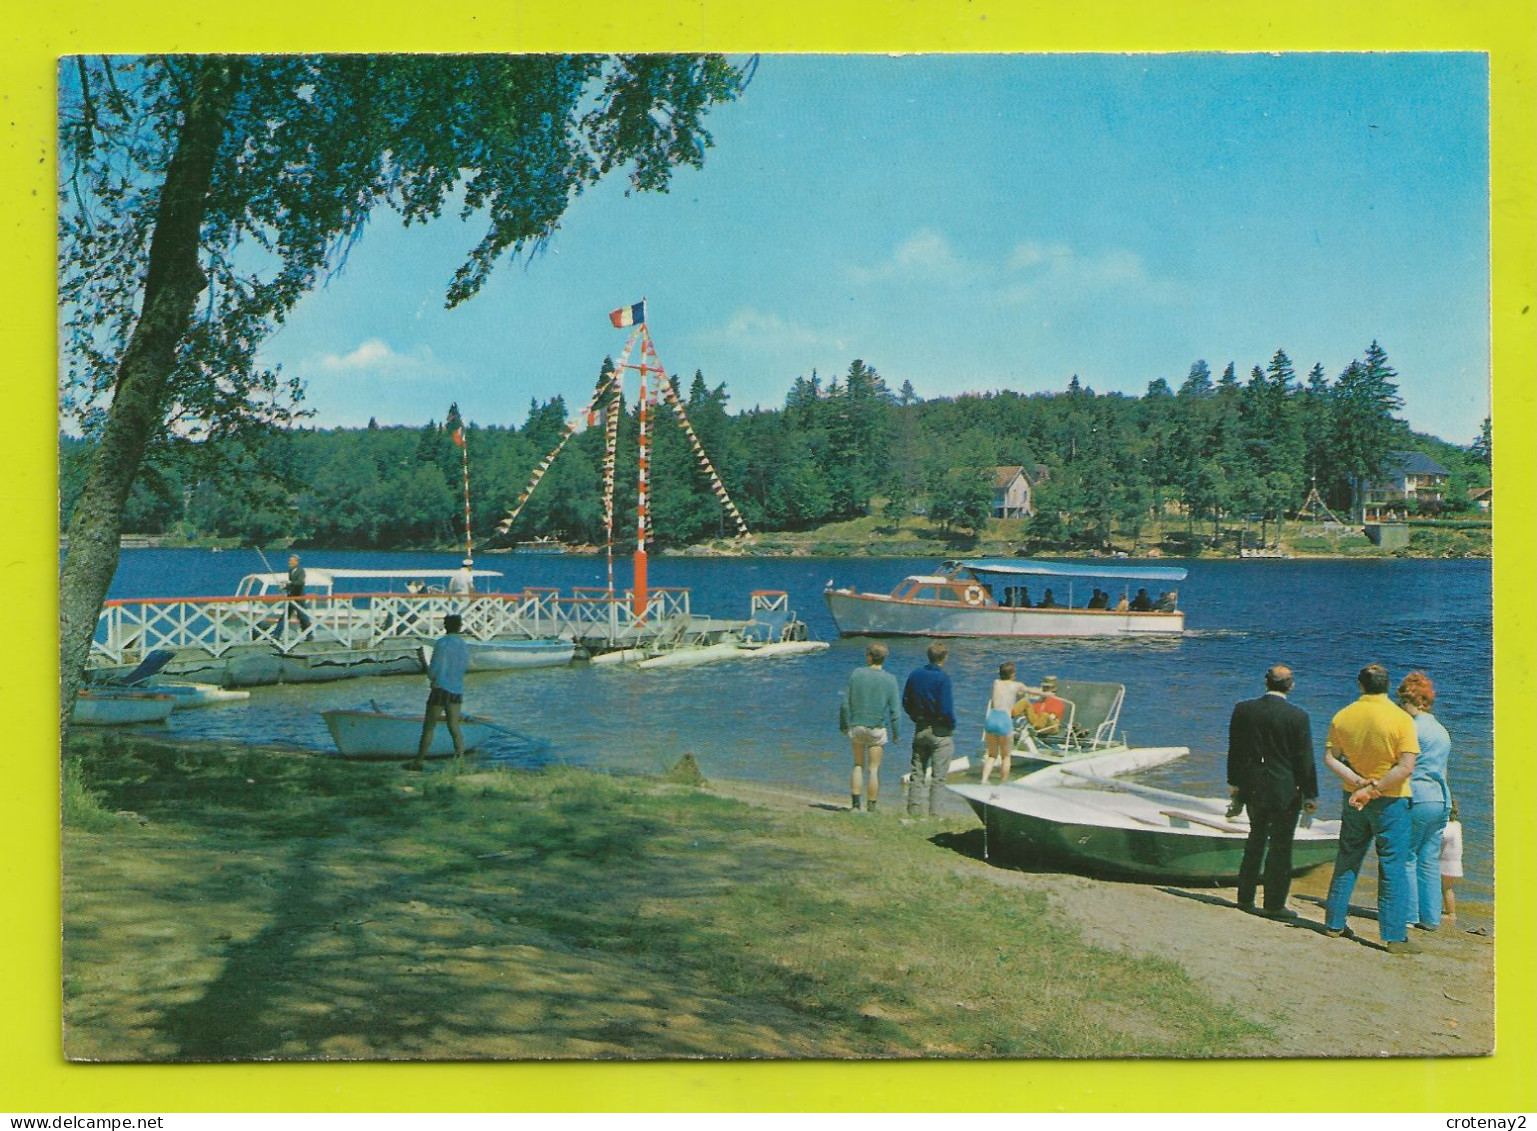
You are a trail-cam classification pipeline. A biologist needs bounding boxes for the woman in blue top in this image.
[1397,670,1453,930]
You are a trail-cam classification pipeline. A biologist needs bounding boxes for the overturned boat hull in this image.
[948,777,1340,884]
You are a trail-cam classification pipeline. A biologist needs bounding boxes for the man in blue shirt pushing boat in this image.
[406,613,472,770]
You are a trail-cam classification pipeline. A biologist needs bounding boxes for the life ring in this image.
[963,585,985,606]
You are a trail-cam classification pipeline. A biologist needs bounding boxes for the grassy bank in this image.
[63,734,1271,1062]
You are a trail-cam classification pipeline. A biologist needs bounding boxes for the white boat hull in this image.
[322,709,499,759]
[423,638,576,672]
[73,690,176,726]
[948,775,1340,883]
[637,642,746,669]
[824,589,1183,638]
[739,640,831,659]
[145,681,251,709]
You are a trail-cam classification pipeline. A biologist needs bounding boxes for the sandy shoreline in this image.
[62,734,1496,1061]
[709,778,1496,1058]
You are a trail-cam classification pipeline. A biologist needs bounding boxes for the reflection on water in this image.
[101,550,1494,913]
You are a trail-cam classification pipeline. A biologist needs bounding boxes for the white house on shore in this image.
[1364,450,1451,511]
[991,466,1037,519]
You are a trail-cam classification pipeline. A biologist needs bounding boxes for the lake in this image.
[98,548,1495,913]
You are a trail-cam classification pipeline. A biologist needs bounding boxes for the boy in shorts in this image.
[407,613,471,769]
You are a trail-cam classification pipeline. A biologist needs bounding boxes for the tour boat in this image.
[823,558,1187,638]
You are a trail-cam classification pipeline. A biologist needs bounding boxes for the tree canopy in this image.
[63,341,1488,559]
[58,52,750,723]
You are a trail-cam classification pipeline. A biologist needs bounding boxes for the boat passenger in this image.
[1130,587,1153,611]
[1023,675,1066,738]
[1038,588,1059,609]
[1113,593,1129,612]
[1018,587,1033,609]
[982,661,1029,784]
[1087,588,1109,610]
[839,642,901,814]
[1153,589,1178,612]
[449,558,475,596]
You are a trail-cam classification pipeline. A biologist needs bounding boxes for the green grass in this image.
[62,733,1270,1061]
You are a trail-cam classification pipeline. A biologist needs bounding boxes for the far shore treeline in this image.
[60,342,1490,553]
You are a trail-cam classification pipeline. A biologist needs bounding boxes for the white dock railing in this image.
[91,587,695,666]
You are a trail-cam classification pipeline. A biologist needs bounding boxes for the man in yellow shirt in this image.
[1321,663,1420,953]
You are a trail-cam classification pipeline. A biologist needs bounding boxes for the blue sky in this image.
[261,52,1491,445]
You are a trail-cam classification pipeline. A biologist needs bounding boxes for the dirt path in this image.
[711,779,1495,1058]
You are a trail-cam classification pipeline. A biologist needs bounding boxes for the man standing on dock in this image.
[903,641,957,817]
[1226,664,1318,919]
[285,554,311,634]
[407,613,471,770]
[839,642,901,813]
[450,558,476,596]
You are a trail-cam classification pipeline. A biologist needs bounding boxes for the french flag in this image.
[608,300,646,328]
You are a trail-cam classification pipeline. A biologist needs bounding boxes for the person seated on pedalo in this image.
[1024,675,1067,738]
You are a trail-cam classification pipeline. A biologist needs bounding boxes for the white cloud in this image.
[704,308,843,353]
[845,230,1162,306]
[998,242,1168,306]
[315,338,436,373]
[845,228,967,285]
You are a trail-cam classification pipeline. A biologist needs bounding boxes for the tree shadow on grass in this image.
[68,736,889,1061]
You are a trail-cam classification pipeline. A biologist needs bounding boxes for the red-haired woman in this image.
[1398,671,1453,931]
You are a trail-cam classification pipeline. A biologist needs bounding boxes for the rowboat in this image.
[948,763,1340,884]
[322,707,501,759]
[72,689,176,726]
[823,559,1187,638]
[421,637,576,672]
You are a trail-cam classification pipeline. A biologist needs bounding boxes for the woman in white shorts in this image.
[982,661,1029,783]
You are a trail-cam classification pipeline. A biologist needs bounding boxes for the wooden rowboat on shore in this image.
[72,689,176,726]
[322,708,501,759]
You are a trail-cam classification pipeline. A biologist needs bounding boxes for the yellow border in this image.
[8,0,1533,1113]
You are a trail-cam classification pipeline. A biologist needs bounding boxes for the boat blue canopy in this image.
[950,559,1188,583]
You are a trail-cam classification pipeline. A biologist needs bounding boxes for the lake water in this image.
[99,549,1495,913]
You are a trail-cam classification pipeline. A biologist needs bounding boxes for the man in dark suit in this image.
[1227,664,1318,919]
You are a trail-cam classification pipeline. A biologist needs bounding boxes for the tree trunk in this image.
[59,58,243,740]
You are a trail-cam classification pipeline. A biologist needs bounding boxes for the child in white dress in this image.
[1440,798,1463,921]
